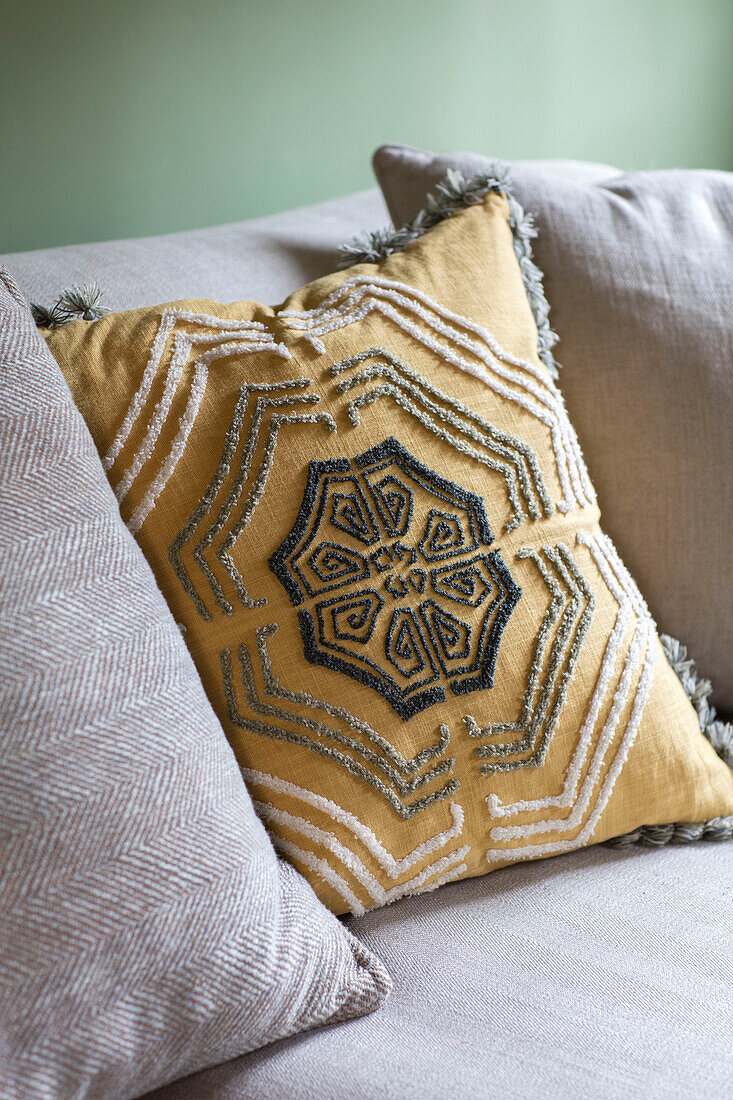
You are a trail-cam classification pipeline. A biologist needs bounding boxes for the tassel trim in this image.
[32,283,108,329]
[608,634,733,848]
[338,166,561,377]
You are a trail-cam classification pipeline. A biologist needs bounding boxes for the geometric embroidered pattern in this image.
[242,769,469,915]
[330,346,554,533]
[270,436,521,719]
[279,278,595,514]
[483,529,658,865]
[221,623,459,819]
[466,540,595,773]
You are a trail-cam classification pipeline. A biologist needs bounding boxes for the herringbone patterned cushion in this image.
[0,267,390,1100]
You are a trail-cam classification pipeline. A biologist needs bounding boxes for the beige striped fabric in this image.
[0,267,390,1100]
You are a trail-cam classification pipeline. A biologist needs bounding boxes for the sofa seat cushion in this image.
[147,841,733,1100]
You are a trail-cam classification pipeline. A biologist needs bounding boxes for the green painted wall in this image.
[2,0,732,253]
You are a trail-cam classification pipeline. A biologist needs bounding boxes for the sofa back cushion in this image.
[373,144,733,712]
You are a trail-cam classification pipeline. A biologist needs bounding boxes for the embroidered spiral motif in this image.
[270,436,521,720]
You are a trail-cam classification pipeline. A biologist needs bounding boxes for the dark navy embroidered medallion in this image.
[269,438,521,719]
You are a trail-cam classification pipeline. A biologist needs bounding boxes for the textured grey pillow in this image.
[373,144,733,712]
[0,267,390,1100]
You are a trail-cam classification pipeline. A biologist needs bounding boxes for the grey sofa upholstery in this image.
[3,175,731,1100]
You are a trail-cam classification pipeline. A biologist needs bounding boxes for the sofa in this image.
[3,162,731,1100]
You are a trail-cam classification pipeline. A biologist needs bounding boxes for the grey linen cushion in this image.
[0,267,390,1100]
[373,145,733,712]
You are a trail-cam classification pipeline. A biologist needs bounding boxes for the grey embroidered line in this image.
[169,379,314,621]
[214,411,337,613]
[187,399,334,617]
[255,623,449,774]
[468,542,594,773]
[220,648,459,819]
[331,347,551,532]
[331,346,553,520]
[344,378,529,533]
[192,392,325,615]
[484,530,658,861]
[236,637,454,795]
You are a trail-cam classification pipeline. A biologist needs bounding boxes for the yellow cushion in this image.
[44,186,733,915]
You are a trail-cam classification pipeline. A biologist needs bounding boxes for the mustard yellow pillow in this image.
[42,173,733,915]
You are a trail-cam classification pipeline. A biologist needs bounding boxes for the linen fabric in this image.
[0,267,390,1100]
[373,143,733,712]
[41,187,733,917]
[145,841,733,1100]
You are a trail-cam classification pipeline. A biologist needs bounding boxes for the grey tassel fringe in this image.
[338,166,561,377]
[32,283,108,329]
[607,634,733,849]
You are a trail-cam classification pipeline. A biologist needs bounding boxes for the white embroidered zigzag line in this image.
[124,338,291,535]
[257,800,470,915]
[484,619,656,864]
[254,801,384,899]
[280,275,592,506]
[278,276,593,512]
[283,279,558,421]
[115,331,276,506]
[272,836,468,916]
[485,535,657,863]
[113,330,188,504]
[103,309,278,471]
[486,530,635,820]
[281,275,546,381]
[274,837,366,915]
[380,851,468,908]
[241,767,465,878]
[595,528,652,622]
[402,861,468,900]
